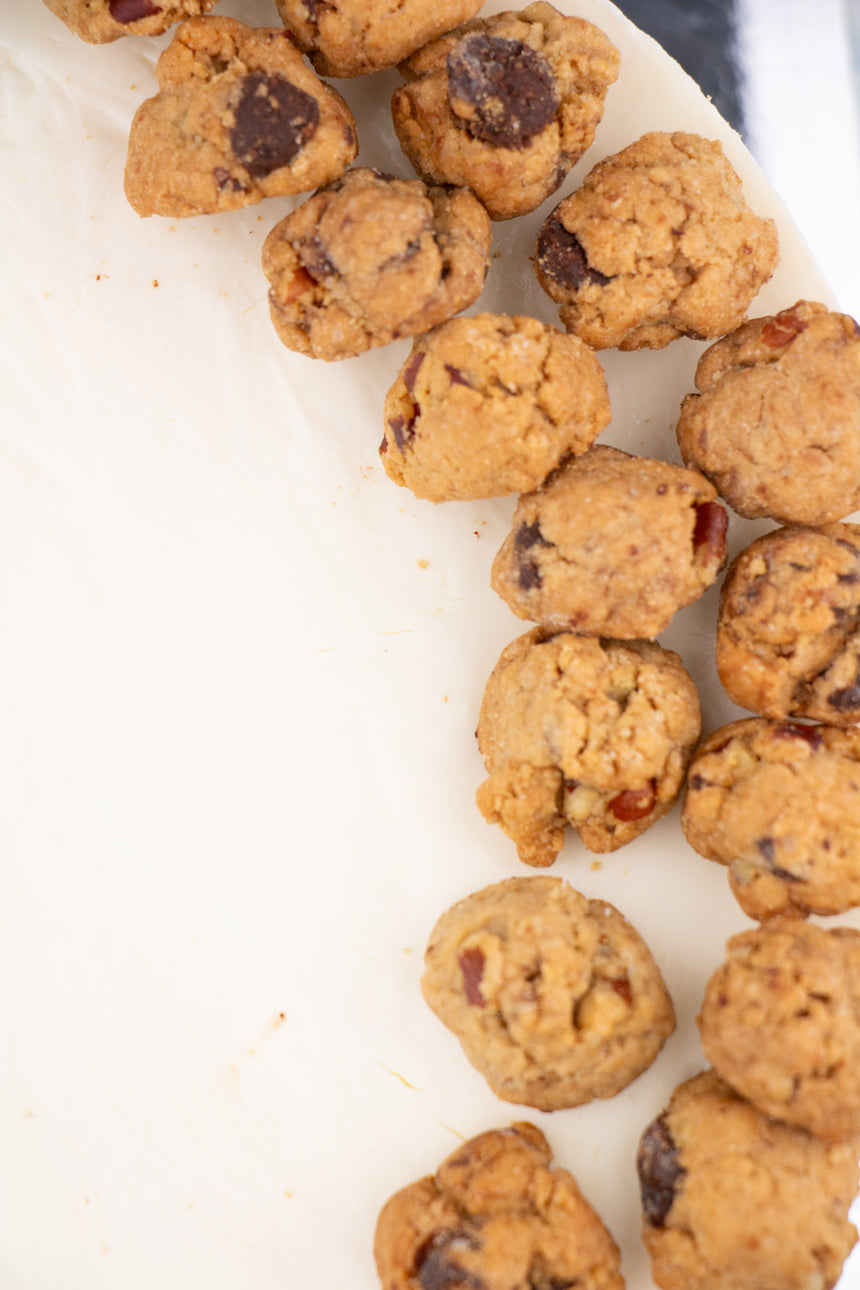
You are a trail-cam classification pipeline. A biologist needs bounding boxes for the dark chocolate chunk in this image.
[213,167,246,193]
[417,1231,482,1290]
[458,947,486,1007]
[109,0,161,19]
[828,672,860,712]
[514,520,552,590]
[536,217,611,291]
[403,351,425,394]
[637,1114,685,1228]
[231,73,319,178]
[388,414,416,452]
[756,836,776,863]
[447,34,559,149]
[445,365,471,387]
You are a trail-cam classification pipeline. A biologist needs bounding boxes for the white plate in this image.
[1,3,857,1288]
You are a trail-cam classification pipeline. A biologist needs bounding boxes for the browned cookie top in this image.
[42,0,216,43]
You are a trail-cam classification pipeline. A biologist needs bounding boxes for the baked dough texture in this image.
[380,313,611,502]
[535,131,778,349]
[42,0,215,43]
[676,301,860,524]
[716,523,860,724]
[261,167,492,361]
[391,3,620,220]
[476,629,701,866]
[374,1122,625,1290]
[699,917,860,1142]
[421,875,674,1110]
[681,717,860,919]
[637,1069,859,1290]
[490,445,728,638]
[124,17,358,218]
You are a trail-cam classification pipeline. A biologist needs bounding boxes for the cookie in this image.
[42,0,216,43]
[274,0,485,78]
[379,313,610,502]
[637,1069,859,1290]
[676,301,860,524]
[391,3,620,221]
[681,717,860,919]
[123,18,357,219]
[476,629,701,866]
[261,167,492,361]
[374,1122,625,1290]
[716,523,860,724]
[421,875,674,1111]
[699,917,860,1142]
[490,445,728,639]
[535,131,779,350]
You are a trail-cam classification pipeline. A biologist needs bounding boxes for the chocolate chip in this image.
[445,365,471,387]
[756,836,775,863]
[447,34,559,149]
[403,351,425,394]
[828,672,860,711]
[109,0,161,20]
[637,1114,685,1227]
[536,217,611,291]
[458,947,486,1007]
[388,414,416,452]
[213,167,246,193]
[302,236,335,282]
[755,835,802,882]
[514,520,551,590]
[417,1232,482,1290]
[692,500,728,564]
[231,73,319,178]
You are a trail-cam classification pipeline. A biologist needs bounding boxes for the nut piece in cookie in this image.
[124,18,358,218]
[476,630,701,866]
[491,445,728,639]
[374,1122,625,1290]
[535,131,778,349]
[637,1069,859,1290]
[262,168,491,361]
[380,313,610,502]
[391,3,620,220]
[422,875,674,1110]
[681,717,860,919]
[42,0,216,44]
[716,523,860,724]
[274,0,485,78]
[699,917,860,1142]
[676,301,860,524]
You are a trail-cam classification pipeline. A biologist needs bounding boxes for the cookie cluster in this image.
[43,1,860,1288]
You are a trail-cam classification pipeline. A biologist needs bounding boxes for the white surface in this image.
[1,2,858,1288]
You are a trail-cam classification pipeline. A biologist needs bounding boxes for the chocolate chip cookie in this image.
[42,0,215,43]
[379,313,610,502]
[637,1069,859,1290]
[421,876,674,1111]
[676,301,860,524]
[699,917,860,1142]
[490,445,728,639]
[716,523,860,724]
[391,3,620,220]
[681,717,860,919]
[123,18,357,219]
[262,167,492,361]
[374,1122,625,1290]
[535,131,779,349]
[274,0,485,78]
[476,629,701,866]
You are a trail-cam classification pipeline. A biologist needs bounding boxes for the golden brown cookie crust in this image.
[392,3,620,220]
[124,18,358,218]
[380,313,610,502]
[374,1123,625,1290]
[476,630,701,866]
[421,876,674,1110]
[261,168,492,361]
[490,445,728,638]
[716,523,860,724]
[535,131,778,349]
[676,301,860,524]
[681,717,860,919]
[699,917,860,1142]
[42,0,216,43]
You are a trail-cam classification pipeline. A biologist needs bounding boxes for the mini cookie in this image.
[123,18,357,219]
[535,131,778,350]
[716,523,860,724]
[262,167,492,361]
[477,629,701,866]
[374,1123,625,1290]
[491,445,728,638]
[676,301,860,524]
[637,1069,859,1290]
[380,313,610,502]
[681,717,860,919]
[391,3,620,220]
[42,0,215,43]
[421,876,674,1111]
[274,0,485,78]
[699,917,860,1142]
